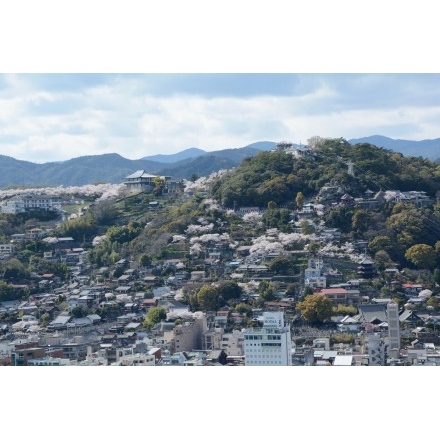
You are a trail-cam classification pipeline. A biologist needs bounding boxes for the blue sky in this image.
[0,73,439,163]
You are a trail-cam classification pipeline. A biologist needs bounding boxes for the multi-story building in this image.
[387,300,400,359]
[1,194,61,214]
[221,329,244,357]
[243,311,292,366]
[164,316,208,354]
[123,170,183,194]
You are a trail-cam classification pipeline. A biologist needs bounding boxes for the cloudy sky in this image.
[1,73,440,163]
[1,2,439,164]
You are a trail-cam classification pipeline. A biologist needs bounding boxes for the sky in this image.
[1,73,440,163]
[1,2,439,163]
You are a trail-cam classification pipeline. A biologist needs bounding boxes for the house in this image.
[140,298,159,311]
[214,308,230,328]
[402,283,424,296]
[47,312,72,331]
[319,288,349,306]
[158,299,190,316]
[143,276,160,286]
[190,270,205,281]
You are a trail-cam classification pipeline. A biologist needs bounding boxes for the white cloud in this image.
[0,74,440,162]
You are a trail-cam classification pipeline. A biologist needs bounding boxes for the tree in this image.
[296,293,333,324]
[295,191,304,210]
[216,281,243,304]
[144,306,167,329]
[374,250,394,271]
[40,312,51,327]
[153,177,165,196]
[368,235,393,254]
[333,304,357,316]
[235,302,252,316]
[269,256,294,275]
[2,258,28,282]
[139,253,152,268]
[197,285,220,311]
[71,306,87,318]
[405,244,437,270]
[302,285,314,298]
[352,209,371,234]
[427,296,440,311]
[257,280,276,303]
[300,220,315,235]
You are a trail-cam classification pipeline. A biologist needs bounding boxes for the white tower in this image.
[387,300,401,358]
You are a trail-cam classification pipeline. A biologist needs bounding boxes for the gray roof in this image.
[125,170,157,179]
[50,314,72,325]
[354,304,388,324]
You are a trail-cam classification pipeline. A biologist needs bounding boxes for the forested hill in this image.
[211,138,440,208]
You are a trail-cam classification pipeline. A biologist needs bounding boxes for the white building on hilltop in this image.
[244,311,292,366]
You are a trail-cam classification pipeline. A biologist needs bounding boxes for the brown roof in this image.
[320,288,347,296]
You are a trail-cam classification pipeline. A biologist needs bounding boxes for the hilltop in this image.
[0,136,439,188]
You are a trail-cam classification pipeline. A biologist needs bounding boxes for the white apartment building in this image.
[243,311,292,366]
[0,243,14,257]
[1,194,61,214]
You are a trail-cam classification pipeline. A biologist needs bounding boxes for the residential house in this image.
[214,308,230,328]
[319,288,349,306]
[402,283,424,296]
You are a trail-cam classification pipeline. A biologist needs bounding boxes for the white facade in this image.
[366,333,386,366]
[221,329,244,357]
[0,195,61,214]
[244,311,292,366]
[387,301,400,356]
[0,243,14,256]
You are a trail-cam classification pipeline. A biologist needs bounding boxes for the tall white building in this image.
[244,311,292,366]
[387,300,400,358]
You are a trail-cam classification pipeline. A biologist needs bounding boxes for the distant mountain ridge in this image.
[142,147,206,163]
[348,135,440,161]
[0,137,438,188]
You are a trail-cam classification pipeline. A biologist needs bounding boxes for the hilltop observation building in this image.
[123,170,184,194]
[243,311,293,366]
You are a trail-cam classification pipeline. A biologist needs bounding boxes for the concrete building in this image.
[164,316,208,354]
[387,300,401,359]
[243,311,292,366]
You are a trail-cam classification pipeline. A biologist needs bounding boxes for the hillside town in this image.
[1,142,440,366]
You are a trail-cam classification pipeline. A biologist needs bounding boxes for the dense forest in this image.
[211,138,440,207]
